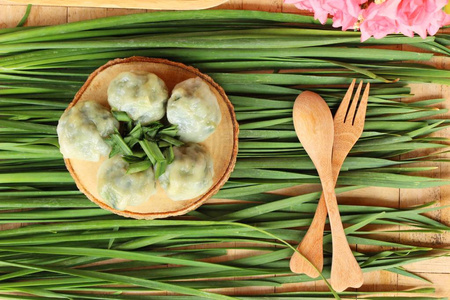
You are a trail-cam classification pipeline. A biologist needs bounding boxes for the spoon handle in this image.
[289,194,326,277]
[321,179,364,292]
[289,152,345,277]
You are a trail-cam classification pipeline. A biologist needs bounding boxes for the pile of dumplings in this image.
[57,71,222,211]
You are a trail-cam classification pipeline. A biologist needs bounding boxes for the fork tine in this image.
[334,79,356,124]
[346,80,363,124]
[354,82,370,125]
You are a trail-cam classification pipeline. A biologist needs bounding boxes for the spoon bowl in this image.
[293,91,334,169]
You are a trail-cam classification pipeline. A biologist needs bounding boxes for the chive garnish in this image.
[127,160,152,174]
[112,111,133,123]
[123,136,139,148]
[104,115,182,176]
[158,125,179,137]
[109,133,133,156]
[160,134,184,147]
[139,140,159,165]
[122,155,143,163]
[165,146,175,165]
[155,160,168,178]
[128,123,143,139]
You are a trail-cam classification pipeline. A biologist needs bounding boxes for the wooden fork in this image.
[290,79,370,290]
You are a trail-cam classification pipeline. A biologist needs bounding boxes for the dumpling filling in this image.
[107,71,168,125]
[57,100,119,161]
[159,143,214,201]
[167,77,221,143]
[97,155,157,210]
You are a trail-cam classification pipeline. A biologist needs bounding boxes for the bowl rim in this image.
[64,56,239,219]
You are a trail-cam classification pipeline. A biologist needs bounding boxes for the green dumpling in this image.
[57,100,119,162]
[108,71,168,125]
[97,155,156,210]
[159,143,214,201]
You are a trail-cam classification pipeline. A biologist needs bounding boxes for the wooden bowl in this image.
[64,57,238,219]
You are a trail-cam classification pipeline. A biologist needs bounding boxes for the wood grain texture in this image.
[0,0,228,10]
[0,0,449,297]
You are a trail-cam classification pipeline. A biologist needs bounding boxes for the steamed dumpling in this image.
[108,72,168,124]
[97,155,156,210]
[57,100,119,161]
[167,77,221,143]
[159,143,214,201]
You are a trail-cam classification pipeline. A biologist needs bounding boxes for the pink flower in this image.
[284,0,333,24]
[397,0,450,38]
[285,0,450,41]
[427,9,450,36]
[284,0,366,28]
[360,0,402,42]
[329,0,366,30]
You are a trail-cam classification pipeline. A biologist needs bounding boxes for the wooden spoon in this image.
[292,91,364,292]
